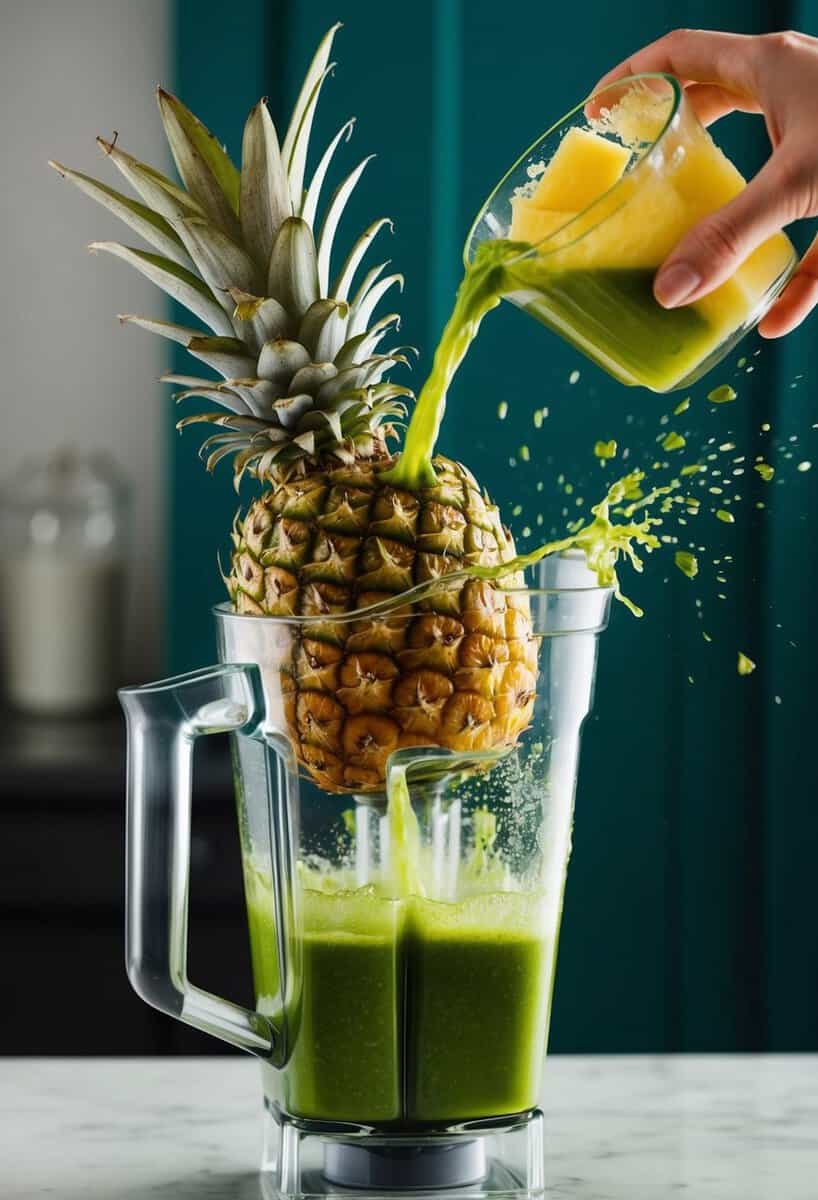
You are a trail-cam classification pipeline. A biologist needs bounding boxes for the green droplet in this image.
[707,384,737,404]
[681,463,703,476]
[737,652,756,676]
[754,463,774,482]
[512,504,523,516]
[662,431,686,452]
[497,401,508,420]
[674,550,698,579]
[716,509,735,524]
[533,409,543,429]
[594,439,618,461]
[519,444,530,462]
[737,356,747,368]
[673,396,691,415]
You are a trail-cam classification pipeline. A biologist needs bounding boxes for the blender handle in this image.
[119,662,275,1058]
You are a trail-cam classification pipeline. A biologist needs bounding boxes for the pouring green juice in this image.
[240,75,787,1130]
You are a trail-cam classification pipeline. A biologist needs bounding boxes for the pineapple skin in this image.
[229,455,538,793]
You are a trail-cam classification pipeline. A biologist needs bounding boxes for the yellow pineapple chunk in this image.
[509,199,577,246]
[528,126,631,212]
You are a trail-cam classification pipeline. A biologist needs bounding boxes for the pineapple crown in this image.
[50,24,414,488]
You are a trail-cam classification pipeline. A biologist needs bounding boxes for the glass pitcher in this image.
[466,73,796,392]
[120,558,611,1199]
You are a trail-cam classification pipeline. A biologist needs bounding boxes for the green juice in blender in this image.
[242,883,546,1123]
[243,851,553,1125]
[405,891,551,1122]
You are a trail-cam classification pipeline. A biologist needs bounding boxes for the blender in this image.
[121,556,611,1198]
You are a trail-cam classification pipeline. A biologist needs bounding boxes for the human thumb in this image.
[653,156,795,308]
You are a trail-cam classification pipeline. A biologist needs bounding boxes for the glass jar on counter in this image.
[1,449,130,714]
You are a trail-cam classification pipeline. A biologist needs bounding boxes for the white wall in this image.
[0,0,170,679]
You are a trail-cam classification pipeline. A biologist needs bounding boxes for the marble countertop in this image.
[2,1056,815,1198]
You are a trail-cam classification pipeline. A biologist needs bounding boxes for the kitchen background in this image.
[1,0,816,1055]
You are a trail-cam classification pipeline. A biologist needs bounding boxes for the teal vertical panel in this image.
[672,0,775,1052]
[764,0,818,1052]
[280,2,437,383]
[167,0,274,672]
[429,0,463,340]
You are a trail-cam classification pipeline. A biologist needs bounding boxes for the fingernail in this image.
[654,263,702,308]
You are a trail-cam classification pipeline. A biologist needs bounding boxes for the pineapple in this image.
[51,25,536,793]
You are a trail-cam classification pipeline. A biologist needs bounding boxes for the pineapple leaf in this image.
[97,138,205,221]
[300,118,355,229]
[361,353,410,385]
[192,423,276,445]
[175,389,254,416]
[298,299,348,359]
[205,438,254,473]
[334,313,400,367]
[88,242,234,336]
[349,272,404,338]
[267,218,319,316]
[240,101,291,269]
[285,64,337,210]
[119,314,206,344]
[332,218,393,302]
[288,363,337,396]
[228,288,292,350]
[303,407,344,443]
[273,393,314,428]
[316,156,374,294]
[293,430,316,455]
[49,162,191,268]
[317,365,369,402]
[186,335,257,379]
[257,338,310,387]
[224,378,280,417]
[282,23,341,195]
[177,216,261,310]
[157,88,241,234]
[162,372,223,388]
[314,302,350,363]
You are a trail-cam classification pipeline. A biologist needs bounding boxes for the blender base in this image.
[260,1104,545,1199]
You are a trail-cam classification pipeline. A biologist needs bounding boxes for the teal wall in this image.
[170,1,818,1050]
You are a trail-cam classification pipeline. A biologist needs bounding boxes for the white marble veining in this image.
[1,1056,816,1198]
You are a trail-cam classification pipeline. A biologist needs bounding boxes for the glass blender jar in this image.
[120,557,611,1198]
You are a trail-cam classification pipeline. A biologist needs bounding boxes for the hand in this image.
[592,29,818,337]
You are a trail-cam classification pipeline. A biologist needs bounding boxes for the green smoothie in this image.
[405,892,551,1122]
[244,872,553,1126]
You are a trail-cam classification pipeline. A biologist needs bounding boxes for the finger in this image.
[653,154,801,309]
[591,28,759,98]
[684,82,761,127]
[758,235,818,337]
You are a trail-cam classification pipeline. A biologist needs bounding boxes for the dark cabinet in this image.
[0,710,251,1055]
